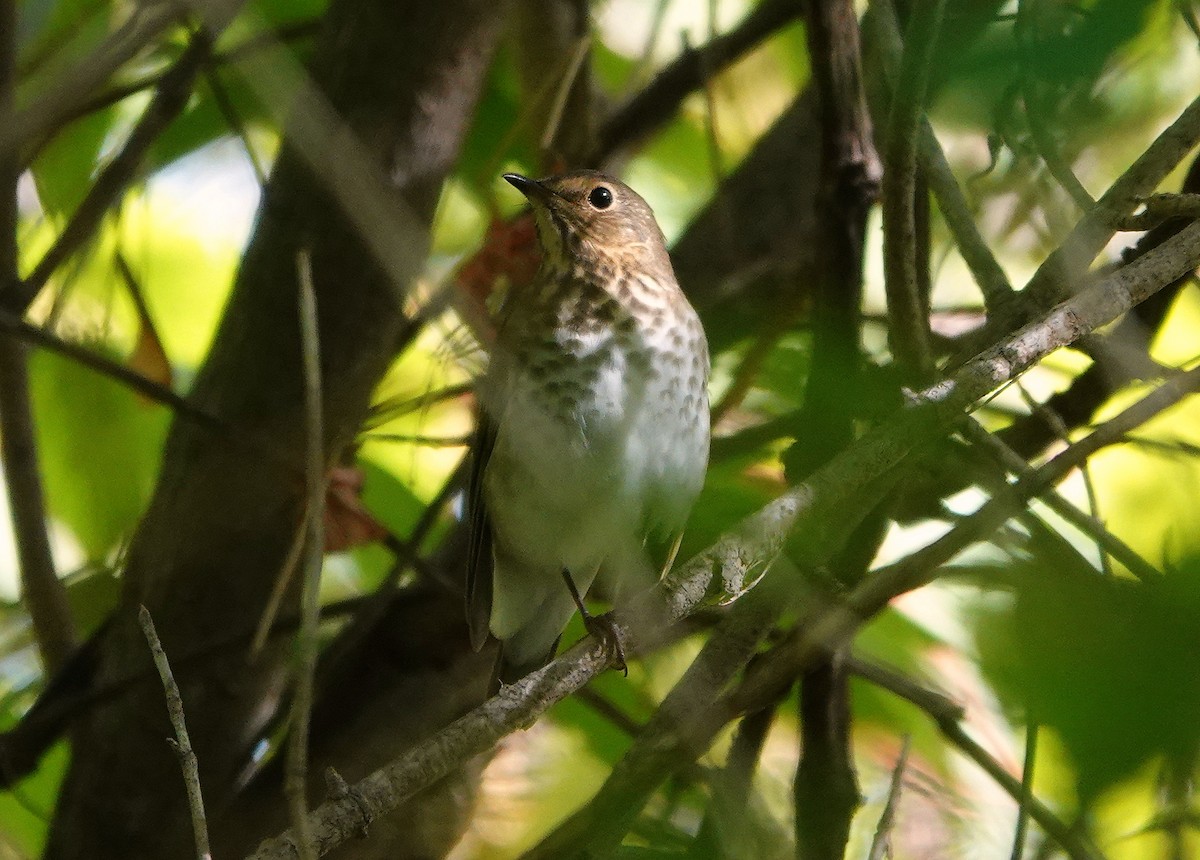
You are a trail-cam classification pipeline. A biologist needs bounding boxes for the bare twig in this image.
[1111,192,1200,231]
[0,0,76,672]
[592,0,802,163]
[538,35,591,156]
[138,606,211,860]
[961,417,1162,582]
[201,64,269,185]
[52,20,321,129]
[0,309,218,426]
[286,249,326,860]
[867,735,911,860]
[1022,91,1200,310]
[1014,380,1112,576]
[520,579,787,860]
[1011,722,1038,860]
[846,657,1095,860]
[7,2,178,161]
[0,343,76,670]
[880,0,944,377]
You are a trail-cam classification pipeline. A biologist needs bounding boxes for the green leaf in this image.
[974,556,1200,801]
[30,105,117,218]
[30,347,169,560]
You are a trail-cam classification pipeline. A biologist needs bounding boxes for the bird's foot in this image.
[583,611,627,676]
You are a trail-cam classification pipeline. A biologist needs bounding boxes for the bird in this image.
[466,169,710,688]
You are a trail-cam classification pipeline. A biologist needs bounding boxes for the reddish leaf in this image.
[323,466,389,552]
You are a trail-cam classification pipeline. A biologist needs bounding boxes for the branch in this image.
[138,606,211,860]
[520,582,786,859]
[866,734,910,860]
[0,342,76,670]
[285,250,326,859]
[847,657,1097,860]
[961,417,1161,582]
[787,0,880,848]
[880,0,944,377]
[0,0,76,672]
[14,27,216,312]
[592,0,803,163]
[866,0,1018,315]
[0,309,220,428]
[47,0,505,853]
[1021,91,1200,311]
[6,2,178,163]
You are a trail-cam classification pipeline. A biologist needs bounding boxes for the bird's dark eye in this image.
[588,186,614,209]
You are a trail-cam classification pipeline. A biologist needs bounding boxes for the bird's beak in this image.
[503,173,553,205]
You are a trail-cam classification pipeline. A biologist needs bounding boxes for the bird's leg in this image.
[560,568,627,675]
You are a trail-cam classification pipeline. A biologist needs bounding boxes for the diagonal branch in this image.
[14,27,217,312]
[592,0,803,163]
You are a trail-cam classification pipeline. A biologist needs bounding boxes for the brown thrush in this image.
[466,170,710,686]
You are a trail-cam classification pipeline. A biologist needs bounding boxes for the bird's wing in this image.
[465,406,495,653]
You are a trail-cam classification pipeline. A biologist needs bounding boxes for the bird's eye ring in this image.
[588,186,614,209]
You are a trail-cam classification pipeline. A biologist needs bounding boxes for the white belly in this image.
[484,340,708,578]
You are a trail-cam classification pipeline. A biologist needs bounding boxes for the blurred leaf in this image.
[30,105,116,218]
[324,466,388,553]
[456,47,535,195]
[356,457,426,541]
[29,348,169,560]
[63,564,120,635]
[0,739,67,856]
[146,73,270,174]
[975,557,1200,801]
[247,0,326,27]
[17,0,110,79]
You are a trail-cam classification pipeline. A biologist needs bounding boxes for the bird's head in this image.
[502,170,673,280]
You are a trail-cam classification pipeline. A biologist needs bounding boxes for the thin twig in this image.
[0,308,217,425]
[592,0,803,163]
[538,35,592,155]
[866,367,1200,605]
[16,28,215,313]
[1019,77,1095,211]
[286,248,326,860]
[846,657,1094,860]
[880,0,944,377]
[0,343,76,670]
[138,605,211,860]
[0,0,77,672]
[202,63,269,185]
[1023,91,1200,310]
[52,20,322,130]
[961,417,1161,582]
[1015,380,1112,576]
[250,513,309,658]
[867,735,911,860]
[867,0,1018,315]
[1011,722,1038,860]
[7,1,178,162]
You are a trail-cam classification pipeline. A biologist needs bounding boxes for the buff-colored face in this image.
[503,170,670,272]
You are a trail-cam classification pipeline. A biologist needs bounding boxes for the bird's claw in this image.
[584,612,628,676]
